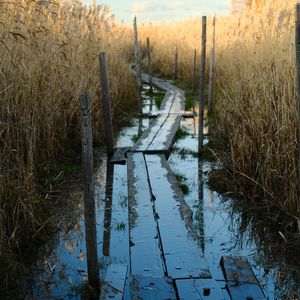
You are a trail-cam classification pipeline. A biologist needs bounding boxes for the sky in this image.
[84,0,231,23]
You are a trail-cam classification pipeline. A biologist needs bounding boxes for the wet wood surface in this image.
[131,275,177,300]
[220,256,266,300]
[175,278,230,300]
[145,154,211,280]
[127,153,165,277]
[132,75,185,153]
[100,264,128,300]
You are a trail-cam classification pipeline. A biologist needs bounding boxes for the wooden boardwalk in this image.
[101,76,266,300]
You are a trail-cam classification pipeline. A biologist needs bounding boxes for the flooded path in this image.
[23,80,300,299]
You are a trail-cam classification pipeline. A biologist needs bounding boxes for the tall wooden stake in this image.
[173,47,178,81]
[192,49,197,93]
[133,16,142,113]
[295,4,300,230]
[208,15,216,114]
[99,52,114,156]
[192,49,197,114]
[147,37,153,94]
[80,93,100,291]
[198,16,207,153]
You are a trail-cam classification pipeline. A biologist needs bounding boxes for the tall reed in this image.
[0,0,136,254]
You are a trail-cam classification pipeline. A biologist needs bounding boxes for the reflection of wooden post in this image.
[147,37,153,94]
[198,16,207,153]
[138,118,143,137]
[80,94,100,291]
[295,4,300,229]
[208,16,216,114]
[103,162,115,256]
[99,52,114,156]
[173,47,178,81]
[197,160,205,252]
[133,16,142,113]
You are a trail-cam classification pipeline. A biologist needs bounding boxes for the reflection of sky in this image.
[83,0,230,23]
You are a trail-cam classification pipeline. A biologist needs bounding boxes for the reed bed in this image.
[0,0,136,255]
[138,0,299,216]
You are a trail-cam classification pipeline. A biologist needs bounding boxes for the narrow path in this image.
[128,76,226,299]
[102,76,266,300]
[132,75,185,153]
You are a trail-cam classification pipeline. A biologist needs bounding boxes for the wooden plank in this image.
[132,115,168,152]
[145,154,210,279]
[127,153,165,277]
[131,276,176,300]
[100,263,128,300]
[147,114,181,152]
[100,284,123,300]
[175,279,230,300]
[220,256,266,300]
[110,147,131,165]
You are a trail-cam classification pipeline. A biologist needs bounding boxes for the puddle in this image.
[21,83,300,299]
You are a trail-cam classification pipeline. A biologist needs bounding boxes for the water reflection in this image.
[197,159,205,253]
[103,162,114,257]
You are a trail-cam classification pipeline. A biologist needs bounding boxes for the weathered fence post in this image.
[295,4,300,230]
[208,16,216,114]
[173,47,178,81]
[192,49,197,93]
[99,52,115,156]
[192,49,197,114]
[198,16,207,153]
[80,93,100,291]
[133,16,143,113]
[147,37,153,94]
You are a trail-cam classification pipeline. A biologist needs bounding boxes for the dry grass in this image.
[0,0,136,254]
[137,0,299,215]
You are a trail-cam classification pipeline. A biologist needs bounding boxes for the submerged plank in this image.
[100,264,128,300]
[147,114,181,152]
[220,256,266,300]
[131,276,176,300]
[127,153,165,277]
[175,279,230,300]
[145,154,210,279]
[132,115,167,152]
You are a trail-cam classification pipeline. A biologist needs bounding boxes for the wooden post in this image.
[295,4,300,230]
[208,16,216,114]
[80,94,100,291]
[99,52,115,156]
[173,47,178,81]
[192,49,197,114]
[147,37,153,94]
[192,49,197,93]
[133,16,142,113]
[198,16,207,153]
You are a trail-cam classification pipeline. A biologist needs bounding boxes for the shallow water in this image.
[24,84,300,299]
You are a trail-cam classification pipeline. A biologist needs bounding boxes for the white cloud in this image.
[165,2,185,11]
[130,2,154,13]
[130,1,187,13]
